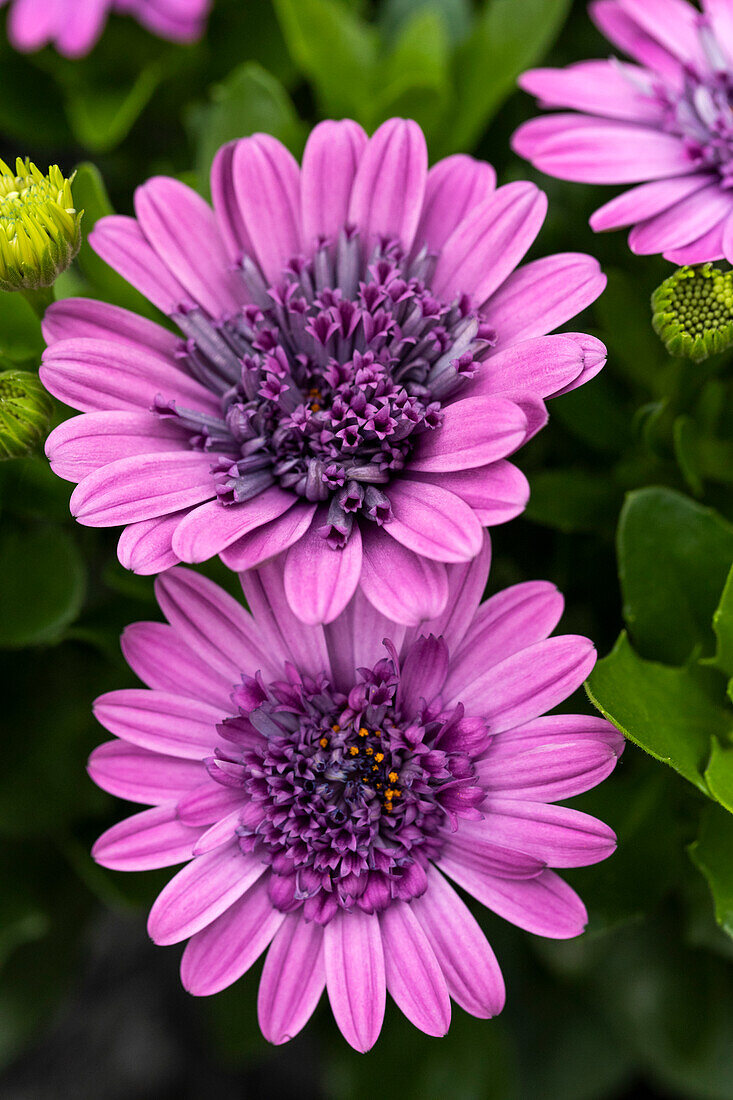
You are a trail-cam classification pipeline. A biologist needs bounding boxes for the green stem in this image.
[20,284,55,319]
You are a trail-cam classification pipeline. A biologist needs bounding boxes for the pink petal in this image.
[483,253,606,349]
[181,876,285,996]
[403,531,491,654]
[220,501,317,572]
[411,866,505,1018]
[134,176,244,318]
[412,462,529,526]
[155,567,269,681]
[147,841,264,945]
[88,740,202,804]
[40,337,220,417]
[666,216,727,263]
[70,451,216,527]
[324,588,407,693]
[240,560,330,678]
[45,411,189,483]
[589,173,713,231]
[513,115,692,183]
[414,154,496,254]
[232,134,302,282]
[93,688,224,759]
[441,864,588,938]
[704,0,733,62]
[258,915,326,1045]
[486,714,625,760]
[348,118,428,253]
[613,0,706,68]
[92,804,202,871]
[478,738,621,801]
[117,512,183,575]
[300,119,368,247]
[384,480,484,563]
[324,909,386,1053]
[89,215,194,315]
[628,183,733,254]
[42,298,180,355]
[177,782,245,827]
[408,396,528,473]
[210,140,254,263]
[472,335,587,401]
[55,0,110,57]
[519,60,663,121]
[359,526,449,626]
[284,518,362,625]
[446,580,565,696]
[447,635,597,727]
[121,621,234,709]
[432,182,547,305]
[590,1,685,82]
[380,903,451,1037]
[440,832,546,881]
[458,802,617,868]
[171,489,295,563]
[551,333,607,397]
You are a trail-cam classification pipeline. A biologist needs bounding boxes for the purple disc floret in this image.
[88,541,623,1052]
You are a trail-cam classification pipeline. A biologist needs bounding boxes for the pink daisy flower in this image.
[41,117,606,627]
[514,0,733,264]
[1,0,210,57]
[88,542,622,1052]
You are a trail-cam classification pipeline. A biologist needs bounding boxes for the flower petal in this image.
[117,512,183,575]
[300,119,368,247]
[412,462,529,526]
[519,60,663,121]
[458,802,617,868]
[403,531,491,654]
[359,526,449,626]
[258,915,326,1045]
[120,622,234,709]
[408,396,528,473]
[45,411,189,483]
[432,182,547,305]
[348,118,428,253]
[93,688,223,759]
[92,804,202,871]
[324,909,386,1053]
[380,902,451,1037]
[478,738,622,801]
[220,501,317,572]
[414,154,496,254]
[411,866,505,1018]
[70,451,216,527]
[89,215,194,315]
[181,877,285,996]
[88,741,202,804]
[42,298,180,355]
[232,134,302,282]
[385,480,484,563]
[171,489,295,563]
[447,635,596,727]
[441,864,588,938]
[147,842,264,945]
[628,184,733,254]
[284,517,363,625]
[589,173,713,232]
[240,560,330,678]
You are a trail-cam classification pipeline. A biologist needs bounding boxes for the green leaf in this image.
[64,61,166,153]
[0,525,85,649]
[380,0,472,45]
[708,564,733,677]
[372,10,451,134]
[690,803,733,938]
[69,163,159,319]
[618,487,733,665]
[273,0,378,118]
[705,739,733,814]
[586,632,732,795]
[443,0,571,154]
[673,414,705,496]
[187,62,306,193]
[0,293,43,365]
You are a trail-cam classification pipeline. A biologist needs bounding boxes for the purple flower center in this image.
[206,643,489,924]
[157,232,493,544]
[655,21,733,185]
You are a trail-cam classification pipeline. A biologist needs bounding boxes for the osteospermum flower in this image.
[1,0,210,57]
[41,118,606,626]
[88,543,622,1051]
[515,0,733,264]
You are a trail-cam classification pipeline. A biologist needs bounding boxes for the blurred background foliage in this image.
[1,0,733,1097]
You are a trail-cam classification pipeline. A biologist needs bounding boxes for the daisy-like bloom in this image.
[88,543,622,1051]
[1,0,210,58]
[41,118,606,626]
[515,0,733,264]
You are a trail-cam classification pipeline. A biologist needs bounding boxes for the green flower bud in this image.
[0,159,82,293]
[652,264,733,362]
[0,370,53,459]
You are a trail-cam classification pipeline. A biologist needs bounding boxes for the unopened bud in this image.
[0,370,53,459]
[652,264,733,362]
[0,159,82,293]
